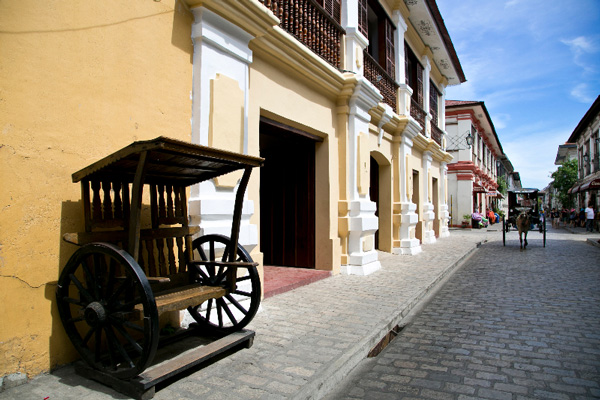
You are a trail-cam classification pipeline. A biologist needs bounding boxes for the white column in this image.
[188,8,257,252]
[439,162,450,237]
[421,55,432,137]
[394,121,422,255]
[342,78,383,275]
[393,10,412,117]
[342,0,368,75]
[421,151,436,244]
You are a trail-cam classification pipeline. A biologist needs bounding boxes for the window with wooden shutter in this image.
[317,0,341,23]
[416,62,423,107]
[429,81,439,126]
[358,0,368,37]
[384,18,395,77]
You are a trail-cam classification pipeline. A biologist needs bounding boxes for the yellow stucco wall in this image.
[0,0,193,376]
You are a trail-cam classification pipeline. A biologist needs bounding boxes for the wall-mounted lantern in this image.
[465,131,474,148]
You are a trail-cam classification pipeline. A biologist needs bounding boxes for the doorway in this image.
[413,170,421,241]
[259,118,317,268]
[369,156,380,249]
[432,177,439,236]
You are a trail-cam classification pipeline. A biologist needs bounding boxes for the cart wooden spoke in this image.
[188,234,261,334]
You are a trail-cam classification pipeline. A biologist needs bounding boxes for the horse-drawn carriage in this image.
[502,188,546,248]
[57,137,264,398]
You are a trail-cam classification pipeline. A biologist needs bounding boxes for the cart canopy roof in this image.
[509,188,539,194]
[72,137,264,186]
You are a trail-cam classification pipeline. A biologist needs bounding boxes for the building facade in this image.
[0,0,465,378]
[445,101,506,226]
[568,95,600,209]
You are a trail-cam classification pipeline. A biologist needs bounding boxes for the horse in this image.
[516,212,530,250]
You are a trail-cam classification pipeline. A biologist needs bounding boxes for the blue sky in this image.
[437,0,600,190]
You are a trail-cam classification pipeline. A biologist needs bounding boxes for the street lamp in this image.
[465,131,473,148]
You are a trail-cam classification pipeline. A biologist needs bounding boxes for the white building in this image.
[445,100,506,226]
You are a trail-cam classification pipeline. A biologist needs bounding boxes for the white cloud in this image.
[570,83,594,103]
[490,113,510,130]
[560,35,599,74]
[561,36,596,54]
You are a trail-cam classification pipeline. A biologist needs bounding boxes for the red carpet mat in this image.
[263,266,331,299]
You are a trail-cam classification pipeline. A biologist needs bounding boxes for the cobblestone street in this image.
[2,227,598,400]
[325,226,600,400]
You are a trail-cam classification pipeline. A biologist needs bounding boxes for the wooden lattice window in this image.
[429,81,440,127]
[358,0,368,37]
[317,0,341,22]
[405,42,423,107]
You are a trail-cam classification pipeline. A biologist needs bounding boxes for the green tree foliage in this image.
[496,176,507,196]
[550,158,578,208]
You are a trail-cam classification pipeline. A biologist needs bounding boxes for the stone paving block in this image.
[477,387,513,400]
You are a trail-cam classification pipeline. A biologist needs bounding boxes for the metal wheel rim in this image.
[56,243,158,379]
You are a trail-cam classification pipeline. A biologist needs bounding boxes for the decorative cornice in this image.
[185,0,277,38]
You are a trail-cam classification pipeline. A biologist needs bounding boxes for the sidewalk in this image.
[0,229,494,400]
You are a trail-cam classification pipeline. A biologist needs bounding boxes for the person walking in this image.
[552,208,559,228]
[585,202,595,232]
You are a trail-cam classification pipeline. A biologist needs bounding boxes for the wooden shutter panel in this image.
[405,42,410,85]
[416,62,423,107]
[322,0,341,22]
[358,0,368,37]
[429,81,439,126]
[384,19,395,77]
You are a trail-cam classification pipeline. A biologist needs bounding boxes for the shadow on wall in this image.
[47,201,85,371]
[171,0,194,62]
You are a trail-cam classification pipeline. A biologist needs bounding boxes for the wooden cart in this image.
[502,188,546,247]
[56,137,264,398]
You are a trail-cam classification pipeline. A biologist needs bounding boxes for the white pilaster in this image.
[342,0,368,75]
[421,151,436,244]
[341,78,383,275]
[422,56,432,138]
[393,10,412,117]
[394,123,422,255]
[189,8,257,252]
[439,162,450,237]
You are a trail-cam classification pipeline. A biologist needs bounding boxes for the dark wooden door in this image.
[260,120,316,268]
[369,156,379,249]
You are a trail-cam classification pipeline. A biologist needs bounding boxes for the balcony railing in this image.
[431,122,443,146]
[363,50,398,111]
[410,98,426,130]
[259,0,344,68]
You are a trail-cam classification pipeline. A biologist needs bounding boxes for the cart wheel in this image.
[188,234,261,335]
[56,243,159,379]
[502,217,506,246]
